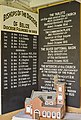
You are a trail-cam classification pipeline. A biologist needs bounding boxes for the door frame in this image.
[34,109,40,119]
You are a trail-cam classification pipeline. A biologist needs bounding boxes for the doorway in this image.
[34,110,40,120]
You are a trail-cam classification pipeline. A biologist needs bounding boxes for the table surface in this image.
[1,108,81,120]
[0,103,81,120]
[0,109,23,120]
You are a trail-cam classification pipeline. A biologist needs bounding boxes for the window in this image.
[52,112,56,118]
[47,111,51,118]
[49,101,53,105]
[57,112,61,119]
[59,86,62,92]
[47,96,52,99]
[58,100,62,103]
[30,106,32,115]
[58,94,62,100]
[42,111,46,117]
[26,106,31,113]
[45,101,48,105]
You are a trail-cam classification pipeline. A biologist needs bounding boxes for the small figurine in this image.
[25,75,66,119]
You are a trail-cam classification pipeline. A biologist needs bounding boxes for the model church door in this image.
[34,110,40,120]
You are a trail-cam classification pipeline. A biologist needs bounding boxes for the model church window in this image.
[30,106,32,115]
[47,111,51,118]
[58,86,62,92]
[58,100,62,103]
[57,112,60,119]
[58,94,62,100]
[26,106,31,113]
[42,111,46,117]
[49,101,53,105]
[52,112,56,118]
[47,96,52,99]
[45,101,48,105]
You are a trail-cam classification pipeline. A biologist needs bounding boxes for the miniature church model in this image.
[25,75,66,119]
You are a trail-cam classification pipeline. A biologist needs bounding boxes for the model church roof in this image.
[25,90,56,104]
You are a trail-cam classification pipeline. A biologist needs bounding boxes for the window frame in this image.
[58,93,62,100]
[57,112,61,119]
[26,105,31,113]
[49,101,53,105]
[45,101,48,105]
[47,111,51,118]
[42,111,46,117]
[52,112,56,118]
[58,86,62,92]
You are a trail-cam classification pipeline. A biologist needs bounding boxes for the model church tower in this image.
[54,75,66,114]
[57,82,66,105]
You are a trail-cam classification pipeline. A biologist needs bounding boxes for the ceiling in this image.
[16,0,81,8]
[0,0,65,12]
[0,0,81,12]
[15,0,66,8]
[30,0,65,7]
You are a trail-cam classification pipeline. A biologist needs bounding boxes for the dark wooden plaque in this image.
[38,1,80,108]
[1,31,38,113]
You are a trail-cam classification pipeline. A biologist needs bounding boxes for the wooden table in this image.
[0,109,23,120]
